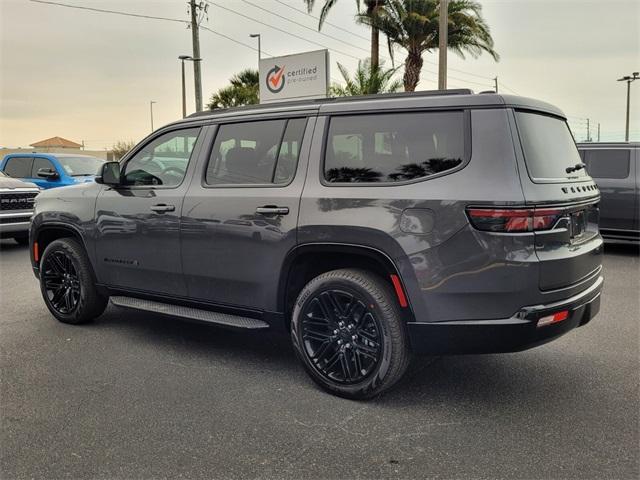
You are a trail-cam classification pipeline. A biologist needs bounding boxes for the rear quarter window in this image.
[583,149,630,179]
[324,111,467,183]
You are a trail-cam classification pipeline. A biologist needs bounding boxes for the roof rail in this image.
[188,88,475,118]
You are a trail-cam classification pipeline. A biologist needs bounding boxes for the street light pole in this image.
[179,55,192,118]
[438,0,449,90]
[150,101,156,132]
[250,33,261,68]
[178,56,201,117]
[618,72,639,142]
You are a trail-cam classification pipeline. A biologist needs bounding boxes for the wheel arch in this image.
[33,223,89,268]
[278,243,416,330]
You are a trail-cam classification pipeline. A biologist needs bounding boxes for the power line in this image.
[273,0,495,83]
[207,1,362,61]
[273,0,372,43]
[29,0,188,24]
[237,0,372,57]
[28,0,499,92]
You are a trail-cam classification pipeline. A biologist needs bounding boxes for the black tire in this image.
[13,234,29,246]
[291,269,410,399]
[39,238,108,324]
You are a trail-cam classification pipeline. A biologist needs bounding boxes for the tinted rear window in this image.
[516,111,586,181]
[583,149,630,179]
[3,157,34,178]
[324,111,466,183]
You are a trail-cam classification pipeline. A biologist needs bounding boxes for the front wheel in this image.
[39,238,108,324]
[291,269,410,399]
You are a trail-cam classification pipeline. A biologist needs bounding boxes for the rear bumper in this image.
[408,275,603,355]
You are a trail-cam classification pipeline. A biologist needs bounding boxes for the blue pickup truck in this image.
[0,153,104,189]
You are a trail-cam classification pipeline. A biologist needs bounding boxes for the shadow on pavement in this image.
[604,243,639,256]
[93,304,589,407]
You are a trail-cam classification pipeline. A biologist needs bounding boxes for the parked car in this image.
[29,90,603,399]
[0,171,39,245]
[577,142,639,244]
[0,153,104,189]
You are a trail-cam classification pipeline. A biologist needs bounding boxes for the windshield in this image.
[516,111,587,182]
[57,156,104,176]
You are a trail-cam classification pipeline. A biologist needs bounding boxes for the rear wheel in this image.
[291,269,410,399]
[39,238,108,324]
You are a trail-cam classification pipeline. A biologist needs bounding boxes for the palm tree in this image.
[304,1,387,70]
[330,58,402,96]
[207,69,259,110]
[358,0,498,91]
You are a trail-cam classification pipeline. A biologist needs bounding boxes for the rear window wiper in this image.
[566,162,586,174]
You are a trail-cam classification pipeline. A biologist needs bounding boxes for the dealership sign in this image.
[259,49,330,104]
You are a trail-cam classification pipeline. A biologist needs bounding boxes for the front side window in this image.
[3,157,33,178]
[324,111,466,183]
[32,158,56,177]
[206,118,307,185]
[516,111,586,181]
[583,149,630,179]
[122,128,201,187]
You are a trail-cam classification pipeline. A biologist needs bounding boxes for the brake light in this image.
[466,208,562,233]
[537,310,569,328]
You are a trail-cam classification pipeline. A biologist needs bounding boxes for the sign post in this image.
[259,49,330,104]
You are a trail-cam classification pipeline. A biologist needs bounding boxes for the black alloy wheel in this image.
[300,289,382,384]
[39,238,108,324]
[292,269,410,399]
[42,250,81,314]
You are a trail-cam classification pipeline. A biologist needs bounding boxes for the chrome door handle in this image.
[255,206,289,215]
[150,204,175,213]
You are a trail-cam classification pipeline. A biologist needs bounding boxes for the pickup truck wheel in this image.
[291,269,410,399]
[39,238,107,324]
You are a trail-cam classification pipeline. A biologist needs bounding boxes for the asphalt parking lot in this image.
[1,241,638,479]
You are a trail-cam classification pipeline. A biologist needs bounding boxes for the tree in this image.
[207,69,259,110]
[304,1,387,71]
[330,58,402,96]
[111,140,136,161]
[358,0,498,91]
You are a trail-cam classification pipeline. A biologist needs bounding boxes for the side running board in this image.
[110,296,269,330]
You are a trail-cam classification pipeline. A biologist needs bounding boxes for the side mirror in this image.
[95,162,121,186]
[37,168,59,180]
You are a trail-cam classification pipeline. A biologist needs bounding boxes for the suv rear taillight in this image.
[466,208,563,233]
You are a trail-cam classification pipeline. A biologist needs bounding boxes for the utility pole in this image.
[438,0,448,90]
[586,118,591,142]
[189,0,203,112]
[494,77,498,93]
[597,123,601,142]
[617,72,639,142]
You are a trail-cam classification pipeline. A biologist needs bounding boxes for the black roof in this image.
[161,89,565,130]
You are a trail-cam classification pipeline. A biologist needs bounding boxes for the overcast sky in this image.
[1,0,638,150]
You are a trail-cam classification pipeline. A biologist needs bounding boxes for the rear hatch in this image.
[513,110,603,291]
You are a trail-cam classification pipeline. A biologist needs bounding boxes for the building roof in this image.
[30,136,82,148]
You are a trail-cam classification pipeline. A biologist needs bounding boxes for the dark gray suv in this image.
[577,142,639,244]
[30,90,604,398]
